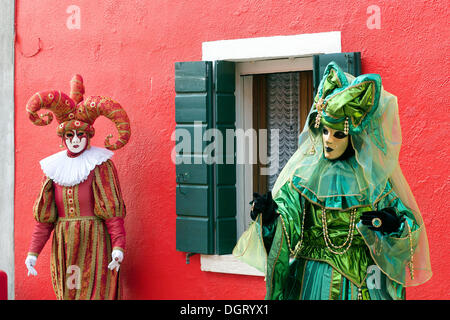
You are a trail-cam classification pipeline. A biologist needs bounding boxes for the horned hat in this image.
[26,75,131,150]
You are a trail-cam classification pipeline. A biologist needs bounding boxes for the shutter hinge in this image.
[186,252,197,264]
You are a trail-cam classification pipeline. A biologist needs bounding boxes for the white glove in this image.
[108,249,124,272]
[25,255,38,276]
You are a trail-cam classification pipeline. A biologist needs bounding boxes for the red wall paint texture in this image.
[14,0,449,299]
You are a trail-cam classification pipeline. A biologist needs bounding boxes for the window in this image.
[202,58,314,276]
[234,58,314,239]
[175,32,352,275]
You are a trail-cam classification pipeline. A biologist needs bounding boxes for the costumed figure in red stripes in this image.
[24,75,131,300]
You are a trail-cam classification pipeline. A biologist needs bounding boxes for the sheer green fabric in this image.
[232,214,267,274]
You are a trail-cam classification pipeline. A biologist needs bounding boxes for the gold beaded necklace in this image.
[407,222,415,280]
[321,207,357,255]
[279,206,306,258]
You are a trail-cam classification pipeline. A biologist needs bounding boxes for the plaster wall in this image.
[0,0,15,300]
[13,0,449,299]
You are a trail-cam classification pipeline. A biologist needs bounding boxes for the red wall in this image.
[14,0,449,299]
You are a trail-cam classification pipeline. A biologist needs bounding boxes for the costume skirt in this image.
[50,216,121,300]
[285,259,405,300]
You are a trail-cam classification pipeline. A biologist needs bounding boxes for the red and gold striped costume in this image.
[29,160,125,299]
[26,75,130,300]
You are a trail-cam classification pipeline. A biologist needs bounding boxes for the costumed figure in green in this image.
[233,62,432,300]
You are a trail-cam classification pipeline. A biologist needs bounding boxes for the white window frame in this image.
[200,32,342,276]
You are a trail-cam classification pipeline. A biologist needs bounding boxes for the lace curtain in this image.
[267,72,300,190]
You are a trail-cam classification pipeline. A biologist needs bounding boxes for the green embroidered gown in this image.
[262,157,418,300]
[233,61,431,300]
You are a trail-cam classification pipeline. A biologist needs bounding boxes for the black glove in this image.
[360,207,404,234]
[250,191,279,225]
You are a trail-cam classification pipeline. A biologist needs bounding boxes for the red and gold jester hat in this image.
[26,75,131,150]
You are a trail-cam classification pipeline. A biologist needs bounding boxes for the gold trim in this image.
[106,161,120,217]
[94,165,114,218]
[107,109,123,118]
[291,176,369,200]
[374,188,394,207]
[351,137,390,206]
[57,216,102,222]
[290,181,369,212]
[298,258,307,300]
[83,100,93,123]
[406,222,415,281]
[86,220,98,297]
[94,221,105,299]
[328,268,334,299]
[331,68,343,88]
[105,228,113,298]
[62,186,69,219]
[232,215,266,260]
[350,280,354,300]
[36,178,51,221]
[57,222,66,299]
[117,138,127,145]
[354,224,429,286]
[325,80,376,129]
[387,196,398,207]
[56,90,62,107]
[267,220,284,298]
[70,78,83,84]
[26,107,37,114]
[37,92,43,108]
[75,219,88,300]
[323,109,342,120]
[64,220,76,300]
[74,184,80,218]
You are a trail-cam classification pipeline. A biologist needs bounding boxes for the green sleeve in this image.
[270,181,304,254]
[378,184,420,238]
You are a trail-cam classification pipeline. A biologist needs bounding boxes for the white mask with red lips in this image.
[64,129,88,157]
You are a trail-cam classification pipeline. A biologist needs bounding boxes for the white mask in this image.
[64,129,88,155]
[322,125,349,160]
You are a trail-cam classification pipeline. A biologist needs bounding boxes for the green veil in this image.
[234,62,432,287]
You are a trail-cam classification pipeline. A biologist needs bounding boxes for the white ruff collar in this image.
[40,146,114,187]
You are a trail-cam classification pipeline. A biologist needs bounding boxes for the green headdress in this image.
[311,61,381,135]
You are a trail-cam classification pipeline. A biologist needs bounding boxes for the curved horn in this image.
[70,74,85,105]
[76,96,131,150]
[26,90,77,126]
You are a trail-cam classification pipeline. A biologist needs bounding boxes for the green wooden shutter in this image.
[214,61,236,254]
[313,52,362,95]
[175,60,236,255]
[175,61,214,254]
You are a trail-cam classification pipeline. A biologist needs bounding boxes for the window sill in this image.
[200,254,264,277]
